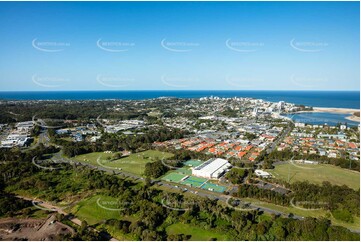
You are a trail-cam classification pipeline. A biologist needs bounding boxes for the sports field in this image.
[176,167,192,175]
[181,175,208,187]
[162,172,187,183]
[201,182,227,193]
[74,150,173,175]
[161,170,228,193]
[267,163,360,190]
[184,159,203,167]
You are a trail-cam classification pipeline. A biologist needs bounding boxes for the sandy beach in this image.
[314,107,360,122]
[296,107,360,122]
[313,107,360,114]
[345,115,360,122]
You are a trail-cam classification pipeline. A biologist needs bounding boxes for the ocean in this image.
[0,90,359,109]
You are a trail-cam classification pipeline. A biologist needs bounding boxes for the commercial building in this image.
[295,122,305,128]
[255,169,272,178]
[15,121,34,134]
[0,134,30,148]
[192,158,231,179]
[317,133,347,140]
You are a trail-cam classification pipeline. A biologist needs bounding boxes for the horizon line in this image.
[0,89,360,92]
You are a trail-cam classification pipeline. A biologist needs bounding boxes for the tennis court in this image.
[184,159,203,167]
[176,167,192,175]
[181,175,207,187]
[162,172,187,183]
[201,182,227,193]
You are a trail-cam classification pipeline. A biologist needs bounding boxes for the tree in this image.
[144,161,168,178]
[225,168,248,184]
[80,220,88,234]
[145,177,152,187]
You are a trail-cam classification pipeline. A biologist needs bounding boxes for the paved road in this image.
[21,129,50,153]
[266,122,293,155]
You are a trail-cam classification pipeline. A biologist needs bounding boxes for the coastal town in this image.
[0,0,359,240]
[1,97,359,163]
[0,96,360,240]
[1,97,359,188]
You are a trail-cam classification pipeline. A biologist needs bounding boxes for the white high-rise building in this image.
[277,101,285,111]
[252,107,259,116]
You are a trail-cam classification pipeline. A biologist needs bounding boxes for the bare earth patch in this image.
[0,214,74,240]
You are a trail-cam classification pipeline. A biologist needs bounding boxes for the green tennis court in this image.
[176,167,192,175]
[181,176,207,187]
[184,159,203,167]
[162,173,187,183]
[201,182,226,193]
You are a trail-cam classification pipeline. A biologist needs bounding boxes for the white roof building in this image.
[255,169,272,178]
[0,134,30,148]
[15,121,34,133]
[192,158,231,179]
[295,122,305,128]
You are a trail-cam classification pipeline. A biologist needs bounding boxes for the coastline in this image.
[314,107,360,122]
[313,107,360,114]
[294,107,360,122]
[345,115,360,122]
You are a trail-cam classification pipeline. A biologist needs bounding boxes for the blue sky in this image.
[0,1,359,91]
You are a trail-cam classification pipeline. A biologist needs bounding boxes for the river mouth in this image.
[283,112,359,127]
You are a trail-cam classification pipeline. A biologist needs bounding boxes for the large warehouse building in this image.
[192,158,231,179]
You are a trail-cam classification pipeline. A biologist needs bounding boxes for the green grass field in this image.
[166,223,229,241]
[176,167,192,175]
[162,172,188,182]
[60,137,74,142]
[71,194,138,240]
[184,159,203,167]
[74,150,173,175]
[71,195,123,225]
[267,163,360,190]
[99,224,137,241]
